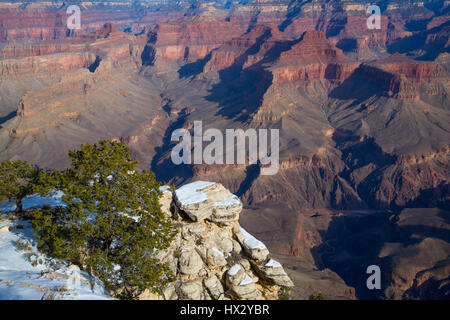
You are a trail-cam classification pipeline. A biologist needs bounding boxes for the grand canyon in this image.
[0,0,449,300]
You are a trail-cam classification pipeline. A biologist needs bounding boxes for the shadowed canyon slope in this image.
[0,0,449,299]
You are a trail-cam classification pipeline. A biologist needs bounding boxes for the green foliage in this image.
[0,160,38,214]
[278,286,291,300]
[308,292,327,300]
[32,140,177,299]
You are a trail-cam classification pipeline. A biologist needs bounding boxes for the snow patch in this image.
[239,227,267,250]
[212,246,224,257]
[0,191,65,214]
[175,181,215,205]
[239,274,253,286]
[214,195,240,208]
[159,185,173,195]
[0,220,109,300]
[265,259,282,268]
[228,264,242,276]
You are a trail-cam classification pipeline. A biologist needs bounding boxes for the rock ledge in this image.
[142,181,293,300]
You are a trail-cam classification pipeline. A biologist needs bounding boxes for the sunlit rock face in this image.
[140,182,293,300]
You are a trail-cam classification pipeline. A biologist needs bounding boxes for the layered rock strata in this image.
[141,181,293,300]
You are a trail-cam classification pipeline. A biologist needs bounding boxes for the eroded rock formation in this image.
[141,181,293,300]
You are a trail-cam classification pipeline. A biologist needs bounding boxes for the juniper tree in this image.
[0,160,38,214]
[308,292,327,300]
[33,140,177,299]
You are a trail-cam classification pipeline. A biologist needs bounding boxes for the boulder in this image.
[235,226,270,261]
[227,264,246,286]
[209,194,242,225]
[158,186,173,217]
[179,281,203,300]
[178,249,204,275]
[215,236,234,255]
[142,182,294,300]
[204,275,224,300]
[238,259,251,271]
[206,247,227,267]
[252,259,294,287]
[174,181,241,223]
[232,239,242,254]
[227,264,262,300]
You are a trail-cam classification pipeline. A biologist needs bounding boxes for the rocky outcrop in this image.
[271,31,360,84]
[371,53,448,81]
[203,24,293,73]
[355,53,449,99]
[282,0,428,51]
[174,181,242,224]
[140,181,293,300]
[147,19,248,64]
[0,22,145,77]
[0,52,98,76]
[0,3,185,41]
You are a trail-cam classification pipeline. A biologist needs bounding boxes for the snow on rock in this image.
[215,195,241,208]
[265,259,282,268]
[235,227,270,262]
[150,181,294,300]
[226,264,261,300]
[0,221,10,233]
[239,227,267,250]
[158,185,174,218]
[251,258,294,288]
[239,274,254,286]
[175,181,215,206]
[0,219,109,300]
[173,181,241,224]
[234,229,293,287]
[228,264,242,277]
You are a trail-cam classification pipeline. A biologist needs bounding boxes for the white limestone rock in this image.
[143,181,294,301]
[179,280,204,300]
[235,226,270,261]
[174,181,241,223]
[226,264,262,300]
[206,247,227,267]
[252,259,295,287]
[158,186,173,217]
[178,249,204,275]
[204,275,224,300]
